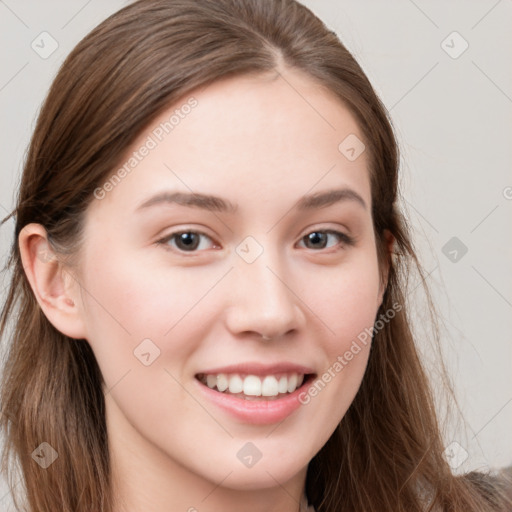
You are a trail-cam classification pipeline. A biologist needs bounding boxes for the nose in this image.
[224,249,306,340]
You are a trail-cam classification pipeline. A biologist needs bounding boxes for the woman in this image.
[1,0,510,511]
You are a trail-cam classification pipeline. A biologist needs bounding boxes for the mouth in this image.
[195,371,316,401]
[194,363,317,424]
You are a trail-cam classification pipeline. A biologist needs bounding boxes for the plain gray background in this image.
[1,0,511,508]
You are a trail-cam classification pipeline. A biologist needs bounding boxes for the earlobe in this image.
[18,223,87,340]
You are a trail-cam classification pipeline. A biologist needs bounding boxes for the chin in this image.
[197,449,311,491]
[216,466,304,491]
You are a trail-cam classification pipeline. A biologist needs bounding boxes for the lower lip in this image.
[195,377,313,425]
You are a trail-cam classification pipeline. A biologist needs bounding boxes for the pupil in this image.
[178,233,199,250]
[307,232,326,248]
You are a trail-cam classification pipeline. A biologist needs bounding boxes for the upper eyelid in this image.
[296,230,354,247]
[157,230,217,248]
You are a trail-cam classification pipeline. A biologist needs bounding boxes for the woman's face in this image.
[75,69,385,494]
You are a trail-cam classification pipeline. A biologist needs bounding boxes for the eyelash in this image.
[156,229,355,254]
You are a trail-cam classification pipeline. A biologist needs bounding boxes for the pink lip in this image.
[196,361,315,376]
[194,372,315,425]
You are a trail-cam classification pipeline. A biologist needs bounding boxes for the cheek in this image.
[297,251,381,416]
[78,247,220,384]
[304,252,382,354]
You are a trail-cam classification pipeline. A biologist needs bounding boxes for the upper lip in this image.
[196,362,316,376]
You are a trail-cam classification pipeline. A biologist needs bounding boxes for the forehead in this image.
[89,69,371,219]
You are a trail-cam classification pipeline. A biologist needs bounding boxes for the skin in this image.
[19,67,391,512]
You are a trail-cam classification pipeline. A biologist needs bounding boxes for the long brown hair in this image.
[1,1,509,511]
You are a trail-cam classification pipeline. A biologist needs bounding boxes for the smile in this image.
[196,372,307,400]
[194,364,316,424]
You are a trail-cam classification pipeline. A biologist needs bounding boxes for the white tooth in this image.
[206,375,217,389]
[243,375,262,396]
[261,375,279,396]
[296,374,304,387]
[277,376,288,394]
[287,373,298,393]
[217,373,228,392]
[228,374,243,394]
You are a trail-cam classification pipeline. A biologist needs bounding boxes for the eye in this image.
[157,230,218,253]
[297,230,354,250]
[156,228,354,254]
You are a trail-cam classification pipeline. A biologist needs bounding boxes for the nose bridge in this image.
[226,245,304,338]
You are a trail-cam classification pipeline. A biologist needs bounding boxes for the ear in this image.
[377,229,395,307]
[18,223,88,340]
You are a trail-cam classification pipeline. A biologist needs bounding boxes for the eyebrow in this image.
[135,187,367,214]
[296,188,366,211]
